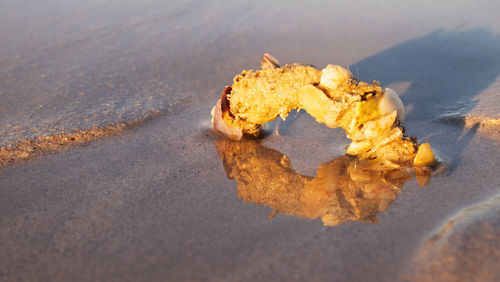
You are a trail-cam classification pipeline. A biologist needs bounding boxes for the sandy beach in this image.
[1,0,499,281]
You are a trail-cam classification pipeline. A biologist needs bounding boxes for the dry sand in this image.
[1,0,500,281]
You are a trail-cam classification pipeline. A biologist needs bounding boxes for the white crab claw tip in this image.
[380,88,406,123]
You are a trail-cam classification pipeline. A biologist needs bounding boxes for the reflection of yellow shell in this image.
[216,139,428,227]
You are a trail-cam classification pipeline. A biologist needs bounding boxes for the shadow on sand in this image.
[351,28,500,170]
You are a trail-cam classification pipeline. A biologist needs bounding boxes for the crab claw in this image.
[211,89,243,140]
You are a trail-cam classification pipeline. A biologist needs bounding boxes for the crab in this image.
[212,54,436,168]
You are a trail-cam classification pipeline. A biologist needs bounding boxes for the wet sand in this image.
[1,0,500,281]
[407,194,500,281]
